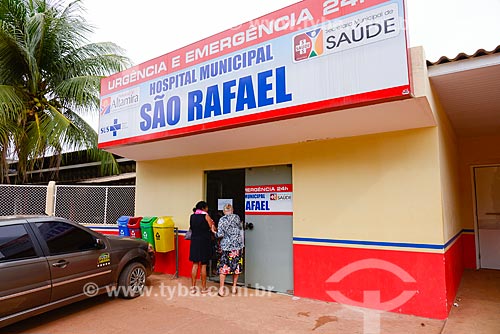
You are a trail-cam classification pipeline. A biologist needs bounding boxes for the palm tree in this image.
[0,0,130,183]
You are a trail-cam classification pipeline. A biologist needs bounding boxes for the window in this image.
[36,222,98,255]
[0,225,37,262]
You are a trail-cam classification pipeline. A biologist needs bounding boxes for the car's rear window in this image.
[0,224,37,262]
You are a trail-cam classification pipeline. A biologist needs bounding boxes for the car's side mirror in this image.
[96,238,106,249]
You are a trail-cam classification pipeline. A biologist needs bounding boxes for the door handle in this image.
[52,260,69,268]
[245,222,254,230]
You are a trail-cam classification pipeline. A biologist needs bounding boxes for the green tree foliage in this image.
[0,0,130,183]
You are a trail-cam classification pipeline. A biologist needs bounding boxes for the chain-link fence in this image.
[54,185,135,224]
[105,186,136,223]
[0,184,135,224]
[0,185,48,216]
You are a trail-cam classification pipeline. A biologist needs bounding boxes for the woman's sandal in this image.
[218,288,225,297]
[231,287,237,295]
[190,286,198,294]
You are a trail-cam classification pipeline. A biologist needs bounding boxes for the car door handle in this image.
[52,260,69,268]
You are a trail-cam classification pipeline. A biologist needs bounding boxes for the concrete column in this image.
[45,181,56,216]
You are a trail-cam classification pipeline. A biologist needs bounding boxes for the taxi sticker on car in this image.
[97,253,111,267]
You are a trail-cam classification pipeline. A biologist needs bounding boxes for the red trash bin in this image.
[127,217,143,238]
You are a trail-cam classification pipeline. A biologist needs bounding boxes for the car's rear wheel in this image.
[118,262,146,299]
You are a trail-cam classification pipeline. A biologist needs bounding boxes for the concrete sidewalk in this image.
[441,269,500,334]
[2,270,499,334]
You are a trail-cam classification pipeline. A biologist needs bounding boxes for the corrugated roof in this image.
[426,45,500,66]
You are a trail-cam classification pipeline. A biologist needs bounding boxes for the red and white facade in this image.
[95,0,500,320]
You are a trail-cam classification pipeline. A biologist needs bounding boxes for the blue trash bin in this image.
[117,216,131,237]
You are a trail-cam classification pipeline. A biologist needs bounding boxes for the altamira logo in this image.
[100,97,111,115]
[111,88,140,111]
[101,88,140,115]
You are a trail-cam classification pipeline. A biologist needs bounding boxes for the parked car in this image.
[0,216,155,329]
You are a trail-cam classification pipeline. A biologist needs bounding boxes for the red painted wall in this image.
[293,244,449,319]
[94,226,476,319]
[444,237,464,313]
[154,238,192,277]
[462,233,477,269]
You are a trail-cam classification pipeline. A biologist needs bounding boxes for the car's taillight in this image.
[147,244,156,269]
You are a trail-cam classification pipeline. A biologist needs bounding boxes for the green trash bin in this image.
[140,217,157,249]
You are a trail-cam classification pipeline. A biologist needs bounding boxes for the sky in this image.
[83,0,500,66]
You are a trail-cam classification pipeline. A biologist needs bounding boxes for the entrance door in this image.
[474,166,500,270]
[206,169,245,283]
[245,165,293,293]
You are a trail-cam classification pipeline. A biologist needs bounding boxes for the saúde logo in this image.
[293,28,324,62]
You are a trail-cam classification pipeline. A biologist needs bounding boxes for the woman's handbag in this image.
[184,229,192,240]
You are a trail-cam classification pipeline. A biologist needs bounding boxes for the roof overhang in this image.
[104,97,436,161]
[428,51,500,137]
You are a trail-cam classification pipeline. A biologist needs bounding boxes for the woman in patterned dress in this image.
[215,203,244,296]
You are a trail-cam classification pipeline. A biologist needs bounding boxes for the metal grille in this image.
[54,185,135,225]
[0,185,48,216]
[105,186,136,224]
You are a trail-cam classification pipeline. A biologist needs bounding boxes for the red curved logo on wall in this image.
[325,259,417,311]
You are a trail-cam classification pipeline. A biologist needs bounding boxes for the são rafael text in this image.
[139,44,293,132]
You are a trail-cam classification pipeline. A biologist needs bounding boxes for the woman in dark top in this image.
[189,201,216,293]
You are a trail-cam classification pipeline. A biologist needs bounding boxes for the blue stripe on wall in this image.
[293,229,474,251]
[293,237,444,250]
[88,226,474,250]
[444,230,462,249]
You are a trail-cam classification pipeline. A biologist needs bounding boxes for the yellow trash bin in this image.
[152,216,175,252]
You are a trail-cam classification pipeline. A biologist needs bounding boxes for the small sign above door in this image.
[245,184,293,215]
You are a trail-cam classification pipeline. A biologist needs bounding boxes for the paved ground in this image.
[441,269,500,334]
[1,270,499,334]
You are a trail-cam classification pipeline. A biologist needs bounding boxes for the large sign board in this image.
[99,0,410,148]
